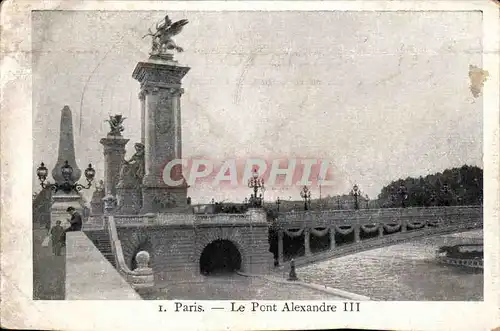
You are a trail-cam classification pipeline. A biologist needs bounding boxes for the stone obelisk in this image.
[133,18,190,214]
[50,105,85,228]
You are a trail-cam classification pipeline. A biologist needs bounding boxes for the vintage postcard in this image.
[1,0,499,330]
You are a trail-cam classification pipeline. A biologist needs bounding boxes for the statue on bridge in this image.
[105,114,126,136]
[118,143,145,188]
[142,14,189,57]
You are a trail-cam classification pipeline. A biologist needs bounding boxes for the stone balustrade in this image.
[65,231,142,299]
[276,206,482,228]
[112,209,266,227]
[114,214,156,226]
[84,215,105,229]
[106,216,155,290]
[274,206,482,267]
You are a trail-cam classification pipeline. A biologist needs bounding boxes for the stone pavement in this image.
[33,229,65,300]
[141,273,346,300]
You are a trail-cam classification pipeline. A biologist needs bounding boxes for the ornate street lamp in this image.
[300,186,311,211]
[36,160,95,194]
[350,184,360,210]
[276,197,281,212]
[247,168,264,207]
[398,184,408,208]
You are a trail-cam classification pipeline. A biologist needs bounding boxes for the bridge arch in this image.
[199,239,242,275]
[195,231,247,275]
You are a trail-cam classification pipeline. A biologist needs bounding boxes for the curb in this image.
[236,271,370,301]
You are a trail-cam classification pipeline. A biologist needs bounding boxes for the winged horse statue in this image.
[143,15,189,55]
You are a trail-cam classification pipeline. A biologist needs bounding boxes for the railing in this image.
[113,214,156,226]
[279,220,482,268]
[195,213,249,226]
[275,205,482,228]
[111,209,267,227]
[106,215,154,289]
[85,215,105,229]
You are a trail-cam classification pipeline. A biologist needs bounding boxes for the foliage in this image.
[376,164,483,208]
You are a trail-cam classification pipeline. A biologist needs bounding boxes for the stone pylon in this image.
[50,105,85,228]
[52,105,81,183]
[100,136,129,198]
[133,55,190,213]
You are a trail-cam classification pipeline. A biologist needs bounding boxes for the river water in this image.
[296,230,483,301]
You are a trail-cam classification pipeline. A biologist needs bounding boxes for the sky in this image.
[32,10,483,204]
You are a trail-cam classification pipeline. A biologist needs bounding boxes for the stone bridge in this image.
[85,206,481,283]
[271,206,482,268]
[87,209,274,283]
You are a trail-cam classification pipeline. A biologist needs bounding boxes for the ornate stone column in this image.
[278,230,284,265]
[304,227,311,256]
[100,136,129,197]
[133,58,190,213]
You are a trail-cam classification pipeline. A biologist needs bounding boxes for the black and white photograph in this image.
[2,1,499,330]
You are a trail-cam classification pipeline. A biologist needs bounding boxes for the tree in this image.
[377,165,483,207]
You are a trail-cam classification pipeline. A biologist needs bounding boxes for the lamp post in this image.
[300,186,311,211]
[350,184,360,210]
[247,168,264,208]
[276,197,281,212]
[398,184,408,208]
[36,160,95,194]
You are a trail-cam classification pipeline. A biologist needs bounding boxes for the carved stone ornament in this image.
[142,14,189,56]
[105,114,126,136]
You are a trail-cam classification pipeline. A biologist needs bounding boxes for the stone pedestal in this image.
[116,186,142,215]
[50,192,84,229]
[133,58,190,214]
[100,136,129,197]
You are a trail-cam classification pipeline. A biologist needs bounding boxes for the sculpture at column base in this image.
[140,186,188,214]
[116,143,145,214]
